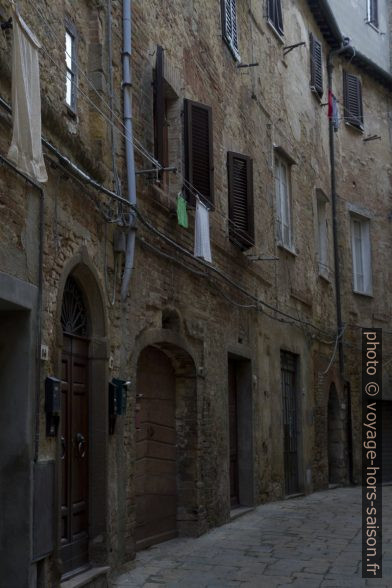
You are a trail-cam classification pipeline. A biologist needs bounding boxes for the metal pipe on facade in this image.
[327,39,355,377]
[120,0,137,301]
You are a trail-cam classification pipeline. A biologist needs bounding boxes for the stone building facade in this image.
[0,0,390,586]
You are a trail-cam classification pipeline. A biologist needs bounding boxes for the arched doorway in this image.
[328,384,343,485]
[134,340,198,550]
[60,276,90,575]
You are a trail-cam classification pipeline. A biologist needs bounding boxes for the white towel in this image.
[8,7,48,183]
[194,199,212,263]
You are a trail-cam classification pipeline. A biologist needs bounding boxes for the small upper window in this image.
[221,0,240,61]
[343,71,364,131]
[316,191,329,278]
[65,28,76,111]
[310,33,323,98]
[351,215,372,295]
[275,154,292,250]
[268,0,284,37]
[367,0,379,28]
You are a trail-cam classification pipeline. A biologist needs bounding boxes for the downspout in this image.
[327,39,354,377]
[120,0,137,301]
[327,40,355,485]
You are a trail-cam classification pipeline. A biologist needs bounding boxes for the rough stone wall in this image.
[0,0,390,585]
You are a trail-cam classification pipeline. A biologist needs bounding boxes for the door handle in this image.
[75,432,87,459]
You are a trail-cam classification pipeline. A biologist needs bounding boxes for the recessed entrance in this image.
[135,346,177,550]
[281,351,300,496]
[60,277,90,576]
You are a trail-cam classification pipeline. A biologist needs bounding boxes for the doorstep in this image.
[230,506,254,521]
[60,566,110,588]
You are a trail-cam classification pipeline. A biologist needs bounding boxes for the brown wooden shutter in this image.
[184,100,214,207]
[343,71,364,130]
[228,152,254,250]
[154,46,165,166]
[310,33,323,97]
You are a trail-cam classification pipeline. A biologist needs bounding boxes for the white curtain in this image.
[8,7,47,183]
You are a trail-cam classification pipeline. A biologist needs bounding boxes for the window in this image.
[316,192,328,277]
[275,154,292,249]
[184,100,214,207]
[227,152,254,249]
[367,0,379,28]
[343,71,364,130]
[221,0,240,61]
[351,216,372,295]
[65,28,76,110]
[268,0,284,37]
[310,33,323,98]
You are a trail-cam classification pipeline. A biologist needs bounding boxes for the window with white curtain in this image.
[275,155,292,249]
[351,216,372,295]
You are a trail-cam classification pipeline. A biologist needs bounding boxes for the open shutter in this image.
[268,0,284,36]
[228,152,254,250]
[343,71,364,130]
[154,46,165,165]
[369,0,379,27]
[310,33,323,97]
[184,100,214,207]
[221,0,240,61]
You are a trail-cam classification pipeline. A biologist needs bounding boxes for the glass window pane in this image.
[66,71,73,106]
[65,32,73,70]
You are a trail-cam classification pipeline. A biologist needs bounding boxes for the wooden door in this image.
[281,351,299,496]
[60,335,89,576]
[135,347,177,550]
[229,361,239,507]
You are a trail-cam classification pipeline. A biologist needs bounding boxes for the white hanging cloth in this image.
[7,7,47,183]
[194,198,212,263]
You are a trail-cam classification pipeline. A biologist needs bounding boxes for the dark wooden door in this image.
[281,351,299,496]
[229,361,239,507]
[60,335,89,575]
[135,347,177,550]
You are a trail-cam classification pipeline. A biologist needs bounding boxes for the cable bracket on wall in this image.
[283,41,306,56]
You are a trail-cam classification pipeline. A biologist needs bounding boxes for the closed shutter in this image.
[268,0,284,36]
[228,152,254,250]
[343,71,364,130]
[154,46,165,166]
[184,100,214,207]
[221,0,240,61]
[310,33,323,97]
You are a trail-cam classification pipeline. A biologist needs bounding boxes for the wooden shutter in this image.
[369,0,379,27]
[228,152,254,249]
[154,46,165,165]
[310,33,323,97]
[268,0,284,36]
[184,100,214,207]
[343,71,364,130]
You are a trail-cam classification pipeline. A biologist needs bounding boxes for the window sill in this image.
[65,103,77,120]
[277,243,297,257]
[223,37,241,63]
[318,270,331,284]
[366,21,380,33]
[353,289,373,299]
[310,86,323,102]
[267,20,284,44]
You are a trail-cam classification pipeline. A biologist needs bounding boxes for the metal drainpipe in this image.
[0,154,44,463]
[120,0,137,301]
[327,41,356,486]
[327,40,355,377]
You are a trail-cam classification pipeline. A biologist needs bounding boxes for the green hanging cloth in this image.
[177,193,188,229]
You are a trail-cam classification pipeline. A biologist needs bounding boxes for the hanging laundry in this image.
[176,192,188,229]
[7,6,47,182]
[194,198,212,263]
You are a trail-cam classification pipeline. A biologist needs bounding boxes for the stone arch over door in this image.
[328,383,346,485]
[132,329,203,550]
[55,256,109,577]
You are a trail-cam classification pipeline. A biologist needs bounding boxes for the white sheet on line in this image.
[7,7,47,183]
[194,198,212,263]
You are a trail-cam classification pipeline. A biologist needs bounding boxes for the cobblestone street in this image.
[111,487,392,588]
